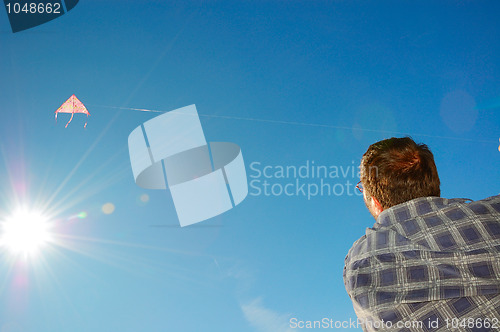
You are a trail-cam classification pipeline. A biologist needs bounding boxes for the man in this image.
[344,137,500,332]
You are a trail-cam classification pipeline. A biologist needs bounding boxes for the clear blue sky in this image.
[0,1,499,331]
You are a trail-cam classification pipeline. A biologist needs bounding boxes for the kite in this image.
[55,94,90,128]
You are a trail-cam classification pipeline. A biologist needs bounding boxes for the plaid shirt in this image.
[344,195,500,332]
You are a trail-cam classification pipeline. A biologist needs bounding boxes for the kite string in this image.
[87,104,498,144]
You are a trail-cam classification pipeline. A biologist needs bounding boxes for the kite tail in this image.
[55,112,58,124]
[84,115,88,129]
[65,112,74,128]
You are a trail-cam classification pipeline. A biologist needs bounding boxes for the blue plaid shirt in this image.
[344,195,500,331]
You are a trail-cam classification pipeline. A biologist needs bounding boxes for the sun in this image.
[0,208,53,257]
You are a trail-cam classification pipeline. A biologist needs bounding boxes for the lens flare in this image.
[101,203,115,215]
[140,194,149,203]
[77,211,88,219]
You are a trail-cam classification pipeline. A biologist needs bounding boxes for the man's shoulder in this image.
[377,194,500,226]
[476,194,500,207]
[344,194,500,275]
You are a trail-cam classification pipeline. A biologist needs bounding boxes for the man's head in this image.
[360,137,440,219]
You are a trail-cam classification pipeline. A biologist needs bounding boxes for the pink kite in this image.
[55,94,90,128]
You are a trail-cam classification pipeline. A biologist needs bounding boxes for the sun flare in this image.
[0,209,53,256]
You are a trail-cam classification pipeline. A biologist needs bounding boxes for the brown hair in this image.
[360,137,440,209]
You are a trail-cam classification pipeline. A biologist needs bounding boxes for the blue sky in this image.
[0,1,499,331]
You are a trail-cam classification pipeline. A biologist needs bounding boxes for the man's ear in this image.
[370,196,384,218]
